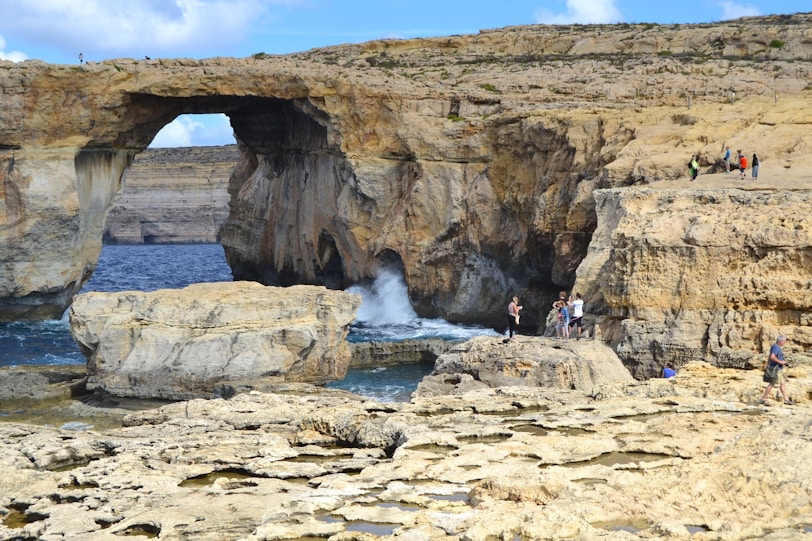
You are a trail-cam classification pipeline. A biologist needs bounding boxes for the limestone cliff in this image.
[574,182,812,377]
[104,145,234,244]
[0,14,811,371]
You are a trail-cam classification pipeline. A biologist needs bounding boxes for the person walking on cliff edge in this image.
[760,335,793,405]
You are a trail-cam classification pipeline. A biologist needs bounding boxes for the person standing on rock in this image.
[752,152,760,179]
[552,292,566,339]
[560,300,571,340]
[688,155,698,181]
[724,146,731,172]
[760,335,793,405]
[568,292,584,340]
[507,296,522,341]
[739,152,747,179]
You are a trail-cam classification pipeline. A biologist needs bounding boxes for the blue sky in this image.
[1,0,807,147]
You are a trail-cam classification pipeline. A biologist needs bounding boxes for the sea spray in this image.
[346,269,499,342]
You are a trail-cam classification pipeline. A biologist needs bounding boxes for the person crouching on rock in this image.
[507,296,522,341]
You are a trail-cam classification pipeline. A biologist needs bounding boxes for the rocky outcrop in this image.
[0,366,86,404]
[103,145,235,244]
[415,335,634,397]
[349,338,455,367]
[69,282,361,400]
[2,14,812,328]
[574,186,812,378]
[0,360,810,540]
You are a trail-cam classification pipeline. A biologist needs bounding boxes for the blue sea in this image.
[0,244,497,402]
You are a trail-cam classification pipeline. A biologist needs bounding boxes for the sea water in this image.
[0,245,497,401]
[0,244,234,367]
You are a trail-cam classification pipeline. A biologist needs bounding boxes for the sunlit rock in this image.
[414,335,634,397]
[69,281,361,399]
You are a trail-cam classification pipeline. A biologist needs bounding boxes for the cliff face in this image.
[104,145,235,244]
[0,13,810,368]
[575,181,812,377]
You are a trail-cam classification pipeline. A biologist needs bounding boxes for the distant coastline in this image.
[104,145,236,244]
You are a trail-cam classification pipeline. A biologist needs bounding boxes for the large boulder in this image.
[69,282,361,400]
[414,335,633,397]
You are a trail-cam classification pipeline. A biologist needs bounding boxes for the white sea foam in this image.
[345,269,499,342]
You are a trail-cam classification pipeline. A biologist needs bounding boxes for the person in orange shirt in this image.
[739,152,747,179]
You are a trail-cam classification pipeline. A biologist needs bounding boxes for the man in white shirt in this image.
[569,292,585,340]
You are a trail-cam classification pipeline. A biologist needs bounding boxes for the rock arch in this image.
[4,16,812,343]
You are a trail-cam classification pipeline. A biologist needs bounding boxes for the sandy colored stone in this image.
[574,186,812,377]
[69,282,361,399]
[0,360,810,539]
[415,335,634,397]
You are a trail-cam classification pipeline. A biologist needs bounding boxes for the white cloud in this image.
[0,34,27,62]
[150,114,234,148]
[150,116,203,148]
[718,1,761,20]
[0,0,289,60]
[535,0,624,24]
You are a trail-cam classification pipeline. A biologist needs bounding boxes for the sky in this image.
[1,0,808,147]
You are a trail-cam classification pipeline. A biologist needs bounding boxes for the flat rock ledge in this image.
[349,338,455,367]
[415,335,634,397]
[1,361,811,540]
[69,282,361,400]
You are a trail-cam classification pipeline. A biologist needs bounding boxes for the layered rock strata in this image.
[69,282,361,400]
[0,360,810,540]
[2,14,812,329]
[574,186,812,377]
[103,145,235,244]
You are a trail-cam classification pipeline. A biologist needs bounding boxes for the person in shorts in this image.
[760,335,792,405]
[568,292,584,339]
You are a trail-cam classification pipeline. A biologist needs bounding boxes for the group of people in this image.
[508,295,794,405]
[552,291,584,340]
[723,146,760,179]
[505,291,585,342]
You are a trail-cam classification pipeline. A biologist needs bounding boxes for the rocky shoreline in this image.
[1,358,811,540]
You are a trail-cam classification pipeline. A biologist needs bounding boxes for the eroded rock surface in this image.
[575,187,812,377]
[0,360,810,540]
[69,282,361,400]
[415,335,634,397]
